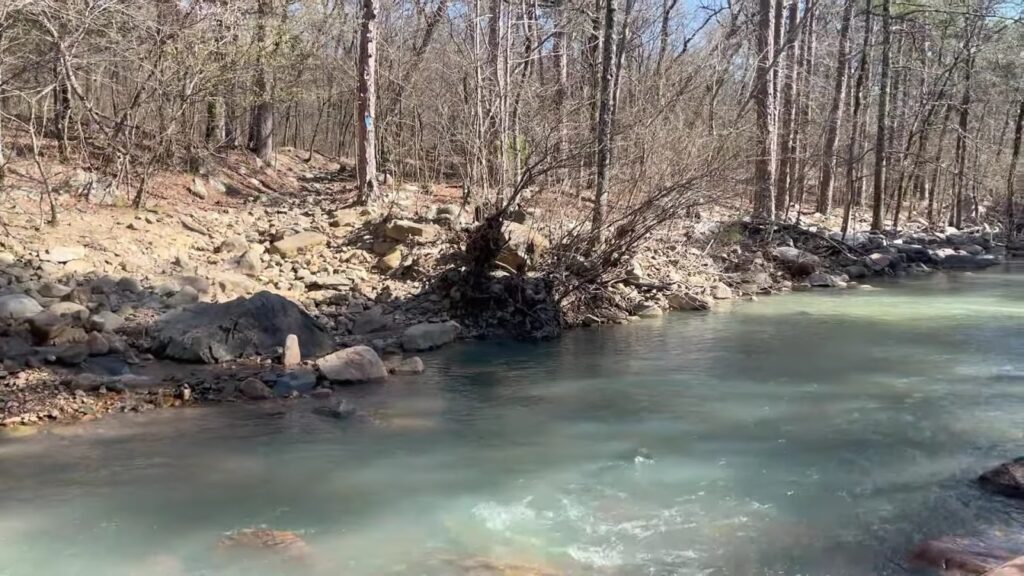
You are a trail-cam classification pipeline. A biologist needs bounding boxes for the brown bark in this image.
[751,0,776,221]
[841,0,873,239]
[870,0,892,231]
[591,0,617,243]
[816,0,854,215]
[251,0,274,163]
[951,50,974,229]
[1006,98,1024,239]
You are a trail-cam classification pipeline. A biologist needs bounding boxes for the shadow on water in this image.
[2,265,1024,574]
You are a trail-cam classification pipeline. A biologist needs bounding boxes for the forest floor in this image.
[0,146,1008,429]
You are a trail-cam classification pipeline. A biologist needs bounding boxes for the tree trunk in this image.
[928,103,953,225]
[751,0,776,221]
[591,0,617,244]
[356,0,381,203]
[251,0,274,164]
[841,0,873,238]
[553,0,569,169]
[816,0,853,214]
[870,0,892,231]
[791,1,815,213]
[1006,98,1024,240]
[773,0,799,218]
[951,50,974,229]
[206,97,225,147]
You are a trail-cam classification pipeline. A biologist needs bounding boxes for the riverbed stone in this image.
[239,378,274,400]
[387,356,424,375]
[807,272,842,288]
[496,222,549,271]
[316,345,388,382]
[86,332,110,356]
[940,254,1000,270]
[0,294,43,320]
[270,231,327,258]
[711,283,733,299]
[48,301,90,321]
[239,249,263,276]
[401,321,459,351]
[38,282,73,299]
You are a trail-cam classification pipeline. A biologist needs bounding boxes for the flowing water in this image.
[4,266,1024,576]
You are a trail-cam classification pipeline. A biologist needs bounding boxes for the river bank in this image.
[0,148,1010,428]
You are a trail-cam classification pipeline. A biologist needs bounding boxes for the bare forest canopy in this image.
[1,0,1022,245]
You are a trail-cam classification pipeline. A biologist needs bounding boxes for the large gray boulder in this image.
[0,294,43,320]
[151,291,333,363]
[938,254,1000,270]
[316,346,388,382]
[401,321,459,351]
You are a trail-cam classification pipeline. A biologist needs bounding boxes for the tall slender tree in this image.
[816,0,853,215]
[356,0,381,203]
[870,0,893,231]
[751,0,776,221]
[1006,97,1024,239]
[591,0,618,243]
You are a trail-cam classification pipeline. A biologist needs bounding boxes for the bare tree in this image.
[816,0,853,215]
[1007,97,1024,239]
[751,0,776,221]
[870,0,893,231]
[356,0,381,203]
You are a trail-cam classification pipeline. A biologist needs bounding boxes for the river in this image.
[2,265,1024,575]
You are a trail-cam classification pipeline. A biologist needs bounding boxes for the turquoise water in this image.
[3,265,1024,575]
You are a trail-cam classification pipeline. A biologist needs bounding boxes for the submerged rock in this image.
[911,534,1024,575]
[979,457,1024,498]
[151,291,333,363]
[239,378,273,400]
[666,292,713,311]
[217,529,310,560]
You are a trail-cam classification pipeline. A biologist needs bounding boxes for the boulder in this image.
[280,334,302,368]
[711,283,733,299]
[238,250,263,277]
[496,222,549,271]
[0,294,43,320]
[979,458,1024,498]
[388,356,425,375]
[383,219,439,242]
[56,344,89,366]
[401,321,459,351]
[38,282,73,299]
[217,235,249,255]
[167,285,200,307]
[86,332,110,356]
[939,254,1000,270]
[270,231,327,258]
[375,247,403,272]
[772,246,821,276]
[866,253,892,271]
[666,292,713,311]
[89,311,125,333]
[807,272,842,288]
[239,378,274,400]
[636,305,663,318]
[28,311,69,344]
[844,265,869,279]
[316,345,388,382]
[352,306,390,335]
[963,244,985,256]
[151,291,334,363]
[40,245,86,263]
[48,301,90,321]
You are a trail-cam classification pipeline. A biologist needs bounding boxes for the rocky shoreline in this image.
[0,154,1009,429]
